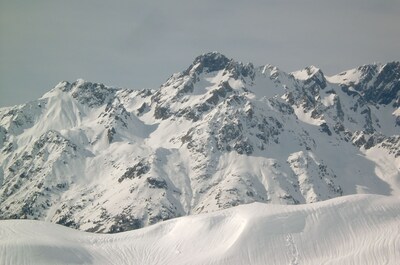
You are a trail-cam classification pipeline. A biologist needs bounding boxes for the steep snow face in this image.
[1,195,399,265]
[0,52,399,233]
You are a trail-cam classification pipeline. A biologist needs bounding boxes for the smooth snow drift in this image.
[1,194,399,265]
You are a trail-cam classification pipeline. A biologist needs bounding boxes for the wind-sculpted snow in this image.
[0,195,399,265]
[0,52,399,232]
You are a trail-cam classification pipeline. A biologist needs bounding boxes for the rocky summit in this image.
[0,52,399,233]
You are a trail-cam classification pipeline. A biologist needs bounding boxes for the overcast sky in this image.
[1,0,399,107]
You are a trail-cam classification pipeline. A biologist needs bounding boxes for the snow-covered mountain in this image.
[0,52,399,233]
[1,194,399,265]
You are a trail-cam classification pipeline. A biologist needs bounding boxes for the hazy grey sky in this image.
[1,0,399,107]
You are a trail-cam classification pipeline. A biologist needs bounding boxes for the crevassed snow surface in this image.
[1,194,399,265]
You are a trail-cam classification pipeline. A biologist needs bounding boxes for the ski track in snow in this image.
[1,194,399,265]
[286,233,299,265]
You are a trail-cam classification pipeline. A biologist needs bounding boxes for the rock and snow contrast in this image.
[1,195,399,265]
[0,52,399,236]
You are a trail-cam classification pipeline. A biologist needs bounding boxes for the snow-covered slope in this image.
[1,194,399,265]
[0,52,399,232]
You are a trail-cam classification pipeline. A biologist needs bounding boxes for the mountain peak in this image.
[291,65,324,81]
[188,52,231,73]
[194,51,229,64]
[54,79,118,108]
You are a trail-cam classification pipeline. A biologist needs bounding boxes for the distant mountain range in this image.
[0,52,399,233]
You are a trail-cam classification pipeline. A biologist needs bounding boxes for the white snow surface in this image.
[1,194,399,265]
[290,65,321,80]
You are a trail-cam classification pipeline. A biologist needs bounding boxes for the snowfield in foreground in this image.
[1,194,399,265]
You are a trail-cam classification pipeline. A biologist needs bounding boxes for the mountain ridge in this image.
[0,52,399,233]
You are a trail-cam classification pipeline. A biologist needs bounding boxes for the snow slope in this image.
[1,194,399,265]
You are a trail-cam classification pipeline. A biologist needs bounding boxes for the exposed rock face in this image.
[0,52,399,233]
